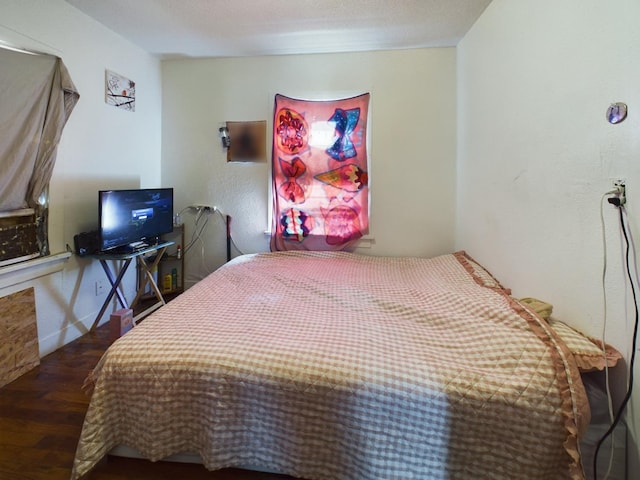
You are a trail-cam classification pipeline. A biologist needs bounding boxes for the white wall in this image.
[4,0,632,470]
[0,0,162,354]
[162,49,457,285]
[457,0,640,470]
[0,4,457,351]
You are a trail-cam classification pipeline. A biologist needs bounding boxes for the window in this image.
[0,46,79,265]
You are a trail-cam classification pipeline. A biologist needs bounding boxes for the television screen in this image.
[99,188,174,252]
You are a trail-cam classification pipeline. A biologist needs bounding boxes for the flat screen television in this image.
[99,188,174,252]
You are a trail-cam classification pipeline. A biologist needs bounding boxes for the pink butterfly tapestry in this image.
[271,93,370,251]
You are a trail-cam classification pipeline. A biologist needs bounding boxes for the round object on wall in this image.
[606,102,627,124]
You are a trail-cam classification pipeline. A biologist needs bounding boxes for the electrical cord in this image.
[180,206,244,256]
[179,205,245,284]
[183,209,210,255]
[185,208,211,278]
[593,205,639,480]
[598,193,617,479]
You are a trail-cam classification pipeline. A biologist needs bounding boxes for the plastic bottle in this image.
[172,268,178,290]
[176,245,181,259]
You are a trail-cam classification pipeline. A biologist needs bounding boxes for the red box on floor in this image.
[110,308,133,341]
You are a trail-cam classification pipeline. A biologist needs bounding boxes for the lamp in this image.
[219,126,231,148]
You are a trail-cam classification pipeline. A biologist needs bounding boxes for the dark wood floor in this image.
[0,322,297,480]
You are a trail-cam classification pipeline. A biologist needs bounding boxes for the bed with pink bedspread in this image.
[71,251,589,479]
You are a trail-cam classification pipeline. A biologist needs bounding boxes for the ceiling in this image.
[64,0,492,59]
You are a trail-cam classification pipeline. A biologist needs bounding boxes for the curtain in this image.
[271,93,370,252]
[0,47,80,255]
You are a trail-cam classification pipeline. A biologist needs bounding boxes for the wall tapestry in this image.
[105,69,135,111]
[271,93,369,251]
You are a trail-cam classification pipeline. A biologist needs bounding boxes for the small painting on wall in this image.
[105,70,135,111]
[226,121,267,162]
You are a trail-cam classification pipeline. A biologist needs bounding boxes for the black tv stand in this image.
[107,242,154,255]
[85,241,174,331]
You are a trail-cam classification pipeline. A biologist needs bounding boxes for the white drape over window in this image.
[0,47,79,255]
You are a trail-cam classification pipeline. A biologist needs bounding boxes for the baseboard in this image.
[109,445,280,474]
[37,312,97,358]
[109,445,203,464]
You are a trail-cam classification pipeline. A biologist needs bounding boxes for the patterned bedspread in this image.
[71,251,589,479]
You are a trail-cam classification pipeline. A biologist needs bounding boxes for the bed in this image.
[71,250,590,480]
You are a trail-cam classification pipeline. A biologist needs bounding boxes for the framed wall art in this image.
[226,120,267,162]
[105,69,135,111]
